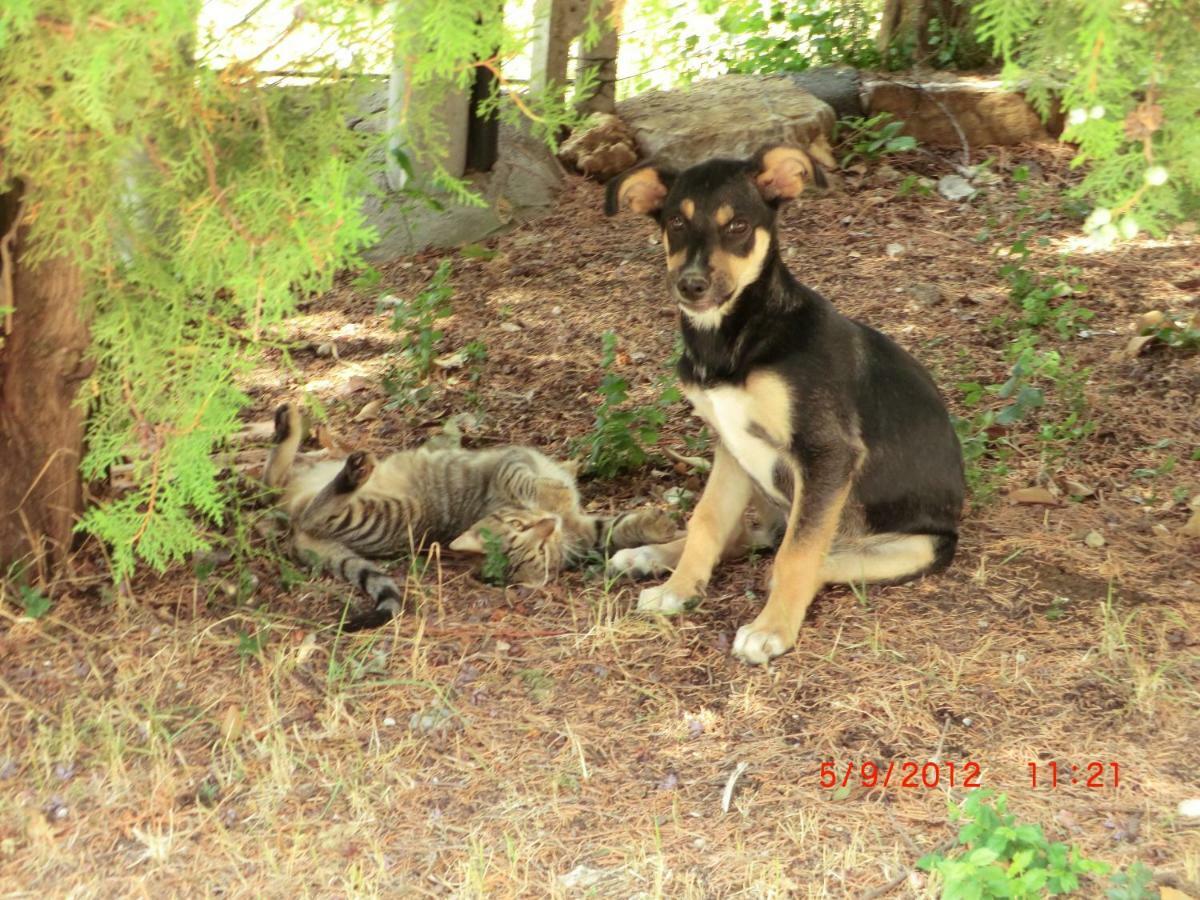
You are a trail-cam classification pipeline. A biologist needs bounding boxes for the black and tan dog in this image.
[604,144,965,664]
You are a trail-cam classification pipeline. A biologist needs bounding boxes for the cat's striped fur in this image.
[263,402,677,630]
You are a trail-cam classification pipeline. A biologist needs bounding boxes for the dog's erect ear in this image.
[751,142,833,202]
[604,164,674,217]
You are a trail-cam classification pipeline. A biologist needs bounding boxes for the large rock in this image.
[863,74,1058,147]
[790,66,864,119]
[350,86,564,260]
[616,75,836,170]
[558,113,639,181]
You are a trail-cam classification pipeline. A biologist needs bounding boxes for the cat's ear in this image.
[530,516,559,540]
[449,528,486,554]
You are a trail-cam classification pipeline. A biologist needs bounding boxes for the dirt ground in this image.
[2,142,1199,897]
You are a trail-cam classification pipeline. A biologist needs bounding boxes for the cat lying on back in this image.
[262,402,677,631]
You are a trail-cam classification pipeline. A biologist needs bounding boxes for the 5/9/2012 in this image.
[819,760,984,790]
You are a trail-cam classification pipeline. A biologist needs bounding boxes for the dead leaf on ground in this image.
[1135,310,1164,331]
[353,399,384,422]
[1120,334,1156,359]
[1062,478,1095,497]
[26,814,55,846]
[1180,509,1200,538]
[1009,486,1060,506]
[220,705,244,742]
[434,350,468,370]
[338,375,373,396]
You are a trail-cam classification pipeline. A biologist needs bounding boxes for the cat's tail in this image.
[263,403,303,489]
[294,533,404,632]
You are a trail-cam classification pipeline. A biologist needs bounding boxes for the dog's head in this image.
[605,142,832,327]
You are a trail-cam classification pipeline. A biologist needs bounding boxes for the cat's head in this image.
[449,508,565,586]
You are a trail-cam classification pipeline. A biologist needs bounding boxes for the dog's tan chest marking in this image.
[684,371,794,505]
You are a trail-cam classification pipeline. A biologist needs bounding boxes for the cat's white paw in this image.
[608,545,671,579]
[732,622,792,665]
[637,584,693,614]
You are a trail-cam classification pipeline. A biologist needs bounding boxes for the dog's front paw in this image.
[637,580,701,615]
[609,545,670,579]
[732,619,795,665]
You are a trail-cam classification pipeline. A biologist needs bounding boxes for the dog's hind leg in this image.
[820,532,955,585]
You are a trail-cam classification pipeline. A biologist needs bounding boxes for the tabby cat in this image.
[263,402,677,631]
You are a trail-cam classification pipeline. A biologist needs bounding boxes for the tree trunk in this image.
[0,186,91,579]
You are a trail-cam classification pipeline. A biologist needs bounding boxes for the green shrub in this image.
[918,791,1109,898]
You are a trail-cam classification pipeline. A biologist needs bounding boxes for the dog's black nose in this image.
[677,273,710,301]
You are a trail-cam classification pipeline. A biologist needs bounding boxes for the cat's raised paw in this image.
[637,584,697,615]
[273,402,299,443]
[337,450,376,492]
[534,478,575,514]
[636,509,678,544]
[608,545,671,579]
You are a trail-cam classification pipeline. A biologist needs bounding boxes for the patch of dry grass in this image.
[3,144,1199,897]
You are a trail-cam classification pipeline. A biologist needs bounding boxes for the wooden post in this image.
[575,0,623,115]
[385,0,409,193]
[529,0,587,100]
[385,0,471,191]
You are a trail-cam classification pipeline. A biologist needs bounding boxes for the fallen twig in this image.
[721,761,748,814]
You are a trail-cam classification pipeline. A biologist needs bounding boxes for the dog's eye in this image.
[666,215,685,231]
[726,218,749,235]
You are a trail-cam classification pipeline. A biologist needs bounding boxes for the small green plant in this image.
[918,790,1110,898]
[898,174,934,197]
[577,331,681,478]
[236,629,266,660]
[462,339,489,384]
[1105,861,1157,900]
[19,584,52,619]
[956,220,1100,499]
[1138,312,1200,351]
[1000,233,1093,339]
[1044,596,1070,621]
[516,668,554,702]
[836,113,918,167]
[383,260,455,408]
[478,527,509,586]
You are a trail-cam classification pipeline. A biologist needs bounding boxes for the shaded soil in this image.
[3,143,1199,897]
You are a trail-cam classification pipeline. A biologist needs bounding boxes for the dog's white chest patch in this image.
[685,374,793,505]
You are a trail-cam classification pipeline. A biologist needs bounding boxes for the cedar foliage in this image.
[974,0,1199,240]
[0,1,579,578]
